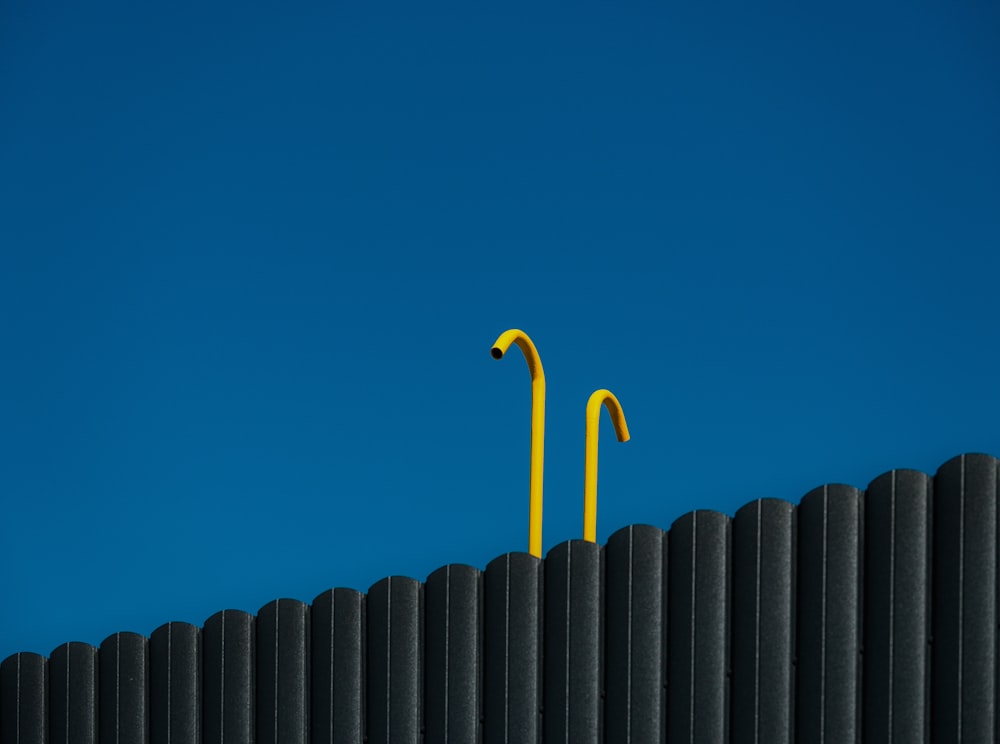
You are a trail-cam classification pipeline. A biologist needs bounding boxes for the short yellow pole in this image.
[584,389,630,543]
[491,329,546,558]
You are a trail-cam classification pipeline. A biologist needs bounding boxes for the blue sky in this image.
[2,1,998,661]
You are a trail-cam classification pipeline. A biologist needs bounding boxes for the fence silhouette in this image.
[1,452,996,742]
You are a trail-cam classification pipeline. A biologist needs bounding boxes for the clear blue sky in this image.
[2,1,998,661]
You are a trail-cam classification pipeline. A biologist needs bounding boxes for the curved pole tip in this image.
[588,389,630,443]
[490,328,546,557]
[490,328,525,359]
[491,329,544,381]
[584,389,630,543]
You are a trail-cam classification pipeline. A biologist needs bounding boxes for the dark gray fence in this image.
[2,453,998,743]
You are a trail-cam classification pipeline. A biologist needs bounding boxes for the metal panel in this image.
[796,484,861,743]
[543,540,601,744]
[366,576,422,744]
[0,652,47,744]
[50,642,98,744]
[256,599,308,744]
[202,610,255,744]
[13,452,1000,744]
[483,552,542,744]
[864,469,931,743]
[99,632,149,743]
[425,564,482,744]
[932,453,997,742]
[310,588,365,744]
[668,510,730,744]
[604,524,667,744]
[149,622,200,744]
[731,498,795,744]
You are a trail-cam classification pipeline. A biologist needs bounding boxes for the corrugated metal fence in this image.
[2,452,997,743]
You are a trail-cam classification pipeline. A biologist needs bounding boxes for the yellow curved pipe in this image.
[491,329,545,557]
[584,389,630,543]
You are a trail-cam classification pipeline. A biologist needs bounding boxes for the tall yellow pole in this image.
[491,329,545,558]
[584,389,630,543]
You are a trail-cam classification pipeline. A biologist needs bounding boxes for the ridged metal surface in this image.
[257,599,309,744]
[50,642,98,744]
[732,498,795,744]
[863,469,930,743]
[932,454,997,742]
[544,540,601,744]
[668,510,730,744]
[3,453,998,743]
[797,483,862,742]
[425,564,482,744]
[0,653,47,744]
[367,576,422,744]
[483,552,542,744]
[149,622,199,744]
[310,588,364,744]
[202,610,254,744]
[604,524,666,744]
[99,632,148,744]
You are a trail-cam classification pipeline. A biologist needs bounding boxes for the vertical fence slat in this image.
[203,610,255,744]
[256,599,308,744]
[310,588,364,744]
[796,484,862,742]
[932,453,997,741]
[483,552,542,744]
[668,510,730,744]
[425,564,482,744]
[604,524,667,744]
[0,652,48,744]
[864,469,931,743]
[149,622,200,744]
[50,642,98,744]
[543,540,601,744]
[732,498,795,744]
[367,576,422,744]
[99,632,149,744]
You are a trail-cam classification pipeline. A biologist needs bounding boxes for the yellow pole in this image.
[584,389,630,543]
[491,329,545,558]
